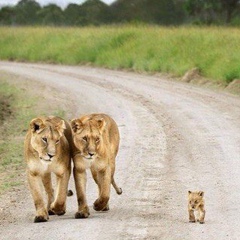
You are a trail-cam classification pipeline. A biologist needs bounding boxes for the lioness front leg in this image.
[74,167,90,218]
[28,172,49,223]
[93,167,111,211]
[50,171,70,216]
[91,167,109,211]
[42,173,54,215]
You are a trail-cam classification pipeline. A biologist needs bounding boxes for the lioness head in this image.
[71,116,106,160]
[188,191,204,210]
[29,117,66,162]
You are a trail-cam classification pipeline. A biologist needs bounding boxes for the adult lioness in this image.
[71,113,122,218]
[24,116,73,223]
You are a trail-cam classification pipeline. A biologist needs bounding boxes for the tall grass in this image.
[0,26,240,84]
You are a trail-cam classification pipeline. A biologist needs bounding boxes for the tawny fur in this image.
[71,113,122,218]
[188,191,206,224]
[24,116,73,223]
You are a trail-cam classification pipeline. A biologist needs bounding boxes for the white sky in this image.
[0,0,115,8]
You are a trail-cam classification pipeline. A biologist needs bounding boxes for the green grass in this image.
[0,80,31,193]
[0,75,66,194]
[0,26,240,84]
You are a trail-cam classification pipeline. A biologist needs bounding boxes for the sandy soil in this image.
[0,61,240,240]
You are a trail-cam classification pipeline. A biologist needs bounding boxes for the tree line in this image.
[0,0,239,26]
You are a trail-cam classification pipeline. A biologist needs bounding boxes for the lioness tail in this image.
[112,178,122,195]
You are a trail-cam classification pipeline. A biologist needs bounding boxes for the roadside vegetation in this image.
[0,79,30,193]
[0,74,65,194]
[0,26,240,85]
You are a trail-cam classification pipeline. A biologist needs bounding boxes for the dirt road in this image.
[0,62,240,240]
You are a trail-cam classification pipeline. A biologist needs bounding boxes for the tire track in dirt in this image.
[1,62,240,239]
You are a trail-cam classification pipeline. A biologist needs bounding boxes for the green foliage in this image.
[37,4,65,25]
[184,0,240,24]
[0,26,240,84]
[0,76,67,193]
[15,0,41,25]
[0,80,30,193]
[111,0,186,25]
[0,6,16,25]
[0,0,239,26]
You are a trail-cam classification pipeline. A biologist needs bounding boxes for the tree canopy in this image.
[0,0,239,26]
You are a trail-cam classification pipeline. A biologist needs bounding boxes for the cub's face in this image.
[29,118,65,162]
[71,118,105,160]
[188,191,204,210]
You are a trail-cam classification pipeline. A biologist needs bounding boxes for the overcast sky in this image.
[0,0,115,8]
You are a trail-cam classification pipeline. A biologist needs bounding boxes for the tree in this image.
[80,0,112,25]
[184,0,221,24]
[220,0,239,23]
[184,0,240,24]
[37,4,65,25]
[0,6,16,25]
[15,0,41,25]
[110,0,186,25]
[64,3,82,25]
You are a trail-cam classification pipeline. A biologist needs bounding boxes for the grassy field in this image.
[0,74,65,194]
[0,79,33,193]
[0,26,240,84]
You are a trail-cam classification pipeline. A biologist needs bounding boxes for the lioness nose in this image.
[89,152,95,157]
[48,153,55,159]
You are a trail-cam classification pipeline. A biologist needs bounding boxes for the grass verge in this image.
[0,26,240,85]
[0,73,65,194]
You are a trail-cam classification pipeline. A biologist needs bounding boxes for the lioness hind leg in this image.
[50,171,70,216]
[42,173,55,215]
[91,166,101,195]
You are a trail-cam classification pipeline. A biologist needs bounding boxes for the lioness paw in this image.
[102,204,110,212]
[48,209,55,215]
[75,211,90,219]
[93,198,109,211]
[50,203,66,216]
[34,215,48,223]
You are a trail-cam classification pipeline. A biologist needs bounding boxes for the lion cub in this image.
[188,191,205,224]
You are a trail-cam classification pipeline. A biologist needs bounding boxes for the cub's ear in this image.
[30,118,45,133]
[96,118,106,132]
[71,119,83,133]
[198,191,204,197]
[188,191,192,195]
[55,120,66,136]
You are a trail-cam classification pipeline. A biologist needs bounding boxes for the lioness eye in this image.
[96,137,100,143]
[82,136,87,142]
[56,140,60,144]
[42,137,47,143]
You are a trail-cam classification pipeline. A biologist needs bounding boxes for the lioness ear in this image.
[71,119,83,133]
[55,120,66,136]
[188,191,192,195]
[30,118,45,133]
[198,191,204,197]
[96,118,106,131]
